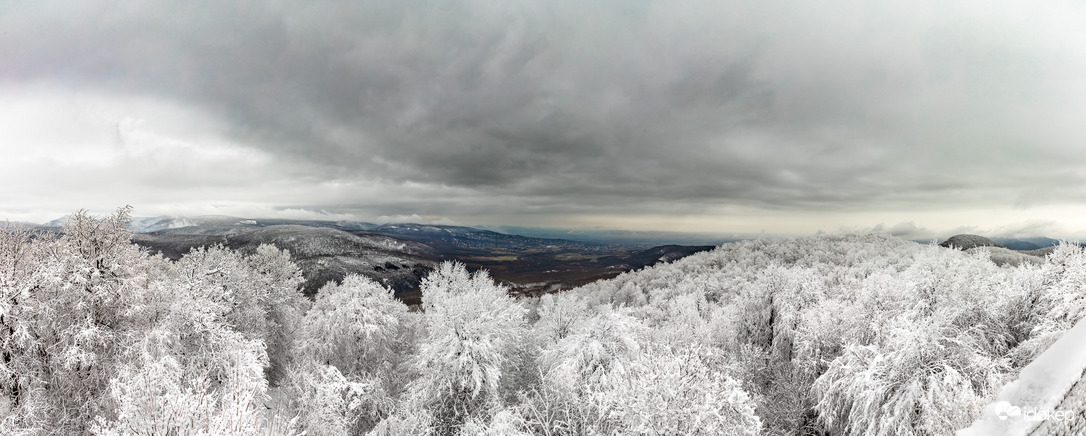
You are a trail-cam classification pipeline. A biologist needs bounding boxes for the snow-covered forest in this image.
[3,208,1084,435]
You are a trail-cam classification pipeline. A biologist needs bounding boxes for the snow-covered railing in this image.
[958,316,1086,435]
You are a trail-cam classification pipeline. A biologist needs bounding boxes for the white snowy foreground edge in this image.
[958,315,1086,436]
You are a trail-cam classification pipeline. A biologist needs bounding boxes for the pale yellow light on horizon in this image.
[492,204,1086,239]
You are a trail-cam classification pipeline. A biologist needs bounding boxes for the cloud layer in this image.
[2,0,1086,236]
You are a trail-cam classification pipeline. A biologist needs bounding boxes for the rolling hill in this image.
[120,216,717,303]
[133,223,438,297]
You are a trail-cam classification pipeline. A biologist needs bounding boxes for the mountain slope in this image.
[134,224,436,296]
[940,234,1003,250]
[366,223,617,254]
[991,236,1061,251]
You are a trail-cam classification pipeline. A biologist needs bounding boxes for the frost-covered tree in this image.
[247,244,310,382]
[89,230,306,435]
[539,309,644,395]
[284,363,384,436]
[391,261,529,435]
[0,221,49,434]
[531,293,592,345]
[286,274,415,435]
[0,207,158,433]
[556,233,1055,435]
[593,346,761,435]
[91,325,299,436]
[525,307,760,435]
[814,315,1006,436]
[521,309,644,435]
[173,244,308,382]
[1012,242,1086,362]
[0,208,308,435]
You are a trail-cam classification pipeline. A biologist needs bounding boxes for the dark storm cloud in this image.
[2,0,1086,228]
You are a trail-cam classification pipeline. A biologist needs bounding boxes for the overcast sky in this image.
[2,0,1085,238]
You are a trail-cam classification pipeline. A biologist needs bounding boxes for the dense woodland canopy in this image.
[2,208,1084,435]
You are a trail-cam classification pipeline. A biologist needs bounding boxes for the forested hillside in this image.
[3,209,1084,435]
[120,216,716,301]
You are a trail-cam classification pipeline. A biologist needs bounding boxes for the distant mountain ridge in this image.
[939,234,1066,251]
[936,233,1073,267]
[990,236,1061,251]
[77,215,720,302]
[939,234,1003,250]
[367,222,626,255]
[121,215,379,234]
[479,225,751,246]
[132,223,437,296]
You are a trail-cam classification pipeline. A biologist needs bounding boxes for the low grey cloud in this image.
[2,0,1086,234]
